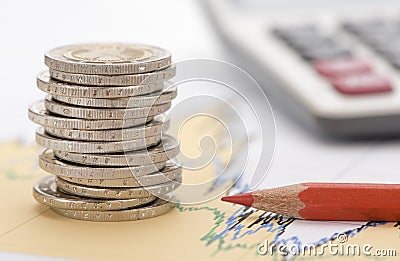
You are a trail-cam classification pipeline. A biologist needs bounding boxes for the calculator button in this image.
[376,47,400,62]
[343,20,384,35]
[344,20,400,68]
[290,38,334,53]
[374,38,400,55]
[274,26,318,41]
[312,57,371,78]
[390,58,400,70]
[301,47,350,61]
[330,73,392,95]
[359,27,399,44]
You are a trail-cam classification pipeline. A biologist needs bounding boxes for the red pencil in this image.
[221,183,400,221]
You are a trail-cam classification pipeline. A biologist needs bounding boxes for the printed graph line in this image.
[175,201,398,258]
[175,202,294,255]
[0,208,50,238]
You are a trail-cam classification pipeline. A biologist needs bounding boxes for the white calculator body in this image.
[203,0,400,137]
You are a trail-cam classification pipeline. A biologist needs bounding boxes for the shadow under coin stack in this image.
[28,43,181,221]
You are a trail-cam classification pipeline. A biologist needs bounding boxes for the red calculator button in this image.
[331,73,392,95]
[312,57,371,78]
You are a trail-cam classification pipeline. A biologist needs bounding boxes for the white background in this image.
[1,0,221,141]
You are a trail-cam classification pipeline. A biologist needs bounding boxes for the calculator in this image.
[203,0,400,137]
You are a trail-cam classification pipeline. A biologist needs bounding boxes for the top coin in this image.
[44,43,171,75]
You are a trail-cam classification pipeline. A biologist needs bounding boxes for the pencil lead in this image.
[221,193,254,207]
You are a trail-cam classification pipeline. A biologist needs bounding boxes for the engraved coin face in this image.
[56,176,181,199]
[51,198,174,222]
[36,71,165,98]
[39,150,166,179]
[35,127,161,154]
[48,65,176,86]
[44,96,171,120]
[45,43,172,75]
[51,87,177,108]
[57,162,182,188]
[43,116,169,142]
[53,135,180,166]
[28,101,153,130]
[62,44,152,63]
[33,176,156,211]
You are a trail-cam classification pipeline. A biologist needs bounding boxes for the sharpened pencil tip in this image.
[221,193,254,207]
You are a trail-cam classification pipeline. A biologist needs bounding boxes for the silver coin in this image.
[36,127,161,154]
[44,96,171,120]
[44,116,169,141]
[49,65,176,86]
[58,162,182,188]
[45,43,171,75]
[56,176,181,199]
[53,135,179,166]
[39,150,166,179]
[37,71,165,98]
[52,87,177,108]
[28,101,152,130]
[51,198,174,222]
[33,176,156,211]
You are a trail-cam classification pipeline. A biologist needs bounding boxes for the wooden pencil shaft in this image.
[228,183,400,221]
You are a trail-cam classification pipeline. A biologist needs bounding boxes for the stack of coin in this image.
[28,43,181,221]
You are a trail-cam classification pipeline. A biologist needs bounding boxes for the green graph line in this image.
[174,203,260,256]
